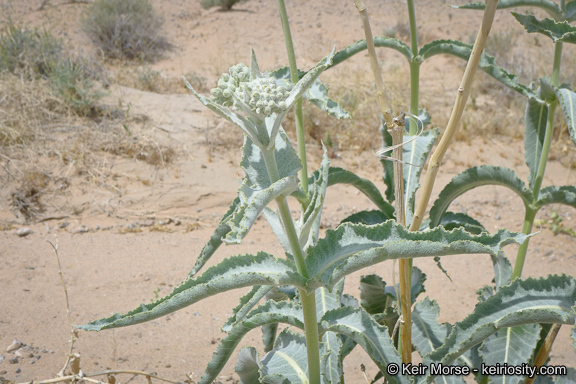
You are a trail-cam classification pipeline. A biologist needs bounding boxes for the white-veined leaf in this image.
[240,131,302,190]
[305,221,530,289]
[329,36,413,67]
[222,285,273,332]
[188,196,239,278]
[556,88,576,147]
[404,128,440,226]
[261,329,309,384]
[429,166,533,229]
[478,324,541,384]
[200,300,304,384]
[425,274,576,367]
[236,347,262,384]
[327,166,394,219]
[525,96,549,190]
[536,185,576,210]
[320,331,343,384]
[320,307,410,384]
[449,0,562,20]
[78,252,304,331]
[270,67,349,120]
[419,40,535,98]
[513,13,576,44]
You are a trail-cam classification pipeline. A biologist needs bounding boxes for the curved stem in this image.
[514,41,563,279]
[278,0,309,193]
[261,146,320,384]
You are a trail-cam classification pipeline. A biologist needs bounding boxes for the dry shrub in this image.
[0,75,70,147]
[10,169,50,221]
[82,0,172,61]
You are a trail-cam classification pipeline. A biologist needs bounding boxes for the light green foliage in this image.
[201,0,245,11]
[0,24,104,116]
[82,0,170,60]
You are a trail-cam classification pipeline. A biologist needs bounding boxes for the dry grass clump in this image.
[201,0,246,11]
[0,75,70,147]
[116,67,209,95]
[82,0,172,61]
[10,169,51,221]
[0,24,107,117]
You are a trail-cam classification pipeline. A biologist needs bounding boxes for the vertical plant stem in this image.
[354,0,412,363]
[278,0,309,193]
[407,0,420,135]
[524,323,562,384]
[512,208,537,279]
[409,0,498,232]
[261,147,320,384]
[513,41,563,280]
[392,124,412,363]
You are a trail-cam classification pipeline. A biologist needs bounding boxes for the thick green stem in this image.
[512,208,537,279]
[407,0,420,136]
[513,41,563,279]
[261,146,320,384]
[277,0,309,193]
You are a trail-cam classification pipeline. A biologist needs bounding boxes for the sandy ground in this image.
[1,0,576,383]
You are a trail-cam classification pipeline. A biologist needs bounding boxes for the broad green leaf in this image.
[329,37,413,68]
[538,77,557,103]
[512,13,576,44]
[536,185,576,210]
[379,116,438,214]
[78,252,305,331]
[567,1,576,21]
[300,149,330,250]
[556,88,576,147]
[412,298,451,357]
[320,331,344,384]
[341,210,389,225]
[306,220,530,289]
[478,324,541,384]
[360,274,395,315]
[261,329,309,384]
[262,207,292,255]
[411,299,478,381]
[429,166,533,229]
[188,197,239,278]
[404,109,432,133]
[419,40,535,98]
[236,347,262,384]
[525,96,549,189]
[435,212,485,234]
[225,175,299,244]
[240,131,301,190]
[404,128,440,226]
[201,300,305,384]
[491,252,513,289]
[380,118,395,202]
[426,274,576,367]
[316,287,340,320]
[185,78,261,145]
[328,166,394,219]
[449,0,563,20]
[284,48,336,109]
[271,67,350,120]
[222,285,273,332]
[320,307,410,384]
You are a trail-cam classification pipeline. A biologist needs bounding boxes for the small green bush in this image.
[201,0,245,10]
[82,0,171,61]
[0,24,63,78]
[0,24,105,117]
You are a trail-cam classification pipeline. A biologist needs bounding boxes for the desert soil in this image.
[1,0,576,383]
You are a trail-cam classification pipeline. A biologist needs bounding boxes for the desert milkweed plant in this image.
[80,1,576,383]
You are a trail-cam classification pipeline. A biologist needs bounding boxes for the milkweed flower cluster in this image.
[185,48,335,150]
